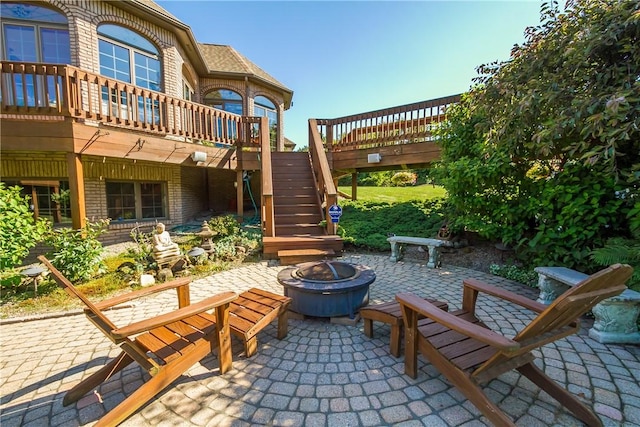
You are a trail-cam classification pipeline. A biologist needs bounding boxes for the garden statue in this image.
[153,223,180,264]
[197,221,215,253]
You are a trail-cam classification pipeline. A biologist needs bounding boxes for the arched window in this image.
[1,2,70,63]
[254,96,278,148]
[204,89,243,115]
[97,24,160,124]
[1,2,70,107]
[203,89,243,142]
[97,24,160,91]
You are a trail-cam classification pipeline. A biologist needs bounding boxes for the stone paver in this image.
[1,254,639,426]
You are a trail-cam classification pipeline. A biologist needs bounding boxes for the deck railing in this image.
[315,94,461,151]
[0,61,259,147]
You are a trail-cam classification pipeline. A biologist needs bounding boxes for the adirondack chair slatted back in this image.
[515,263,632,343]
[472,263,632,381]
[38,256,118,334]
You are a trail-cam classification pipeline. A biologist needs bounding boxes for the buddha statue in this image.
[152,223,180,262]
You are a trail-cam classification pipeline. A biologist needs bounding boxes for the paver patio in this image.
[1,254,639,426]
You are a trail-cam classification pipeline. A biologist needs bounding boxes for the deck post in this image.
[66,153,86,229]
[351,173,357,201]
[236,170,244,223]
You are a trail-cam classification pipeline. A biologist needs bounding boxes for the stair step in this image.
[275,224,325,235]
[275,213,322,224]
[273,195,318,206]
[274,204,318,214]
[277,249,336,266]
[274,191,316,199]
[273,178,314,184]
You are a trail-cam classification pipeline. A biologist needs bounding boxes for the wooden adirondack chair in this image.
[397,263,633,427]
[38,255,237,427]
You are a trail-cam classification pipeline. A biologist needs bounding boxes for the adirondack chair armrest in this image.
[463,278,547,313]
[94,277,193,310]
[396,293,520,352]
[111,291,237,339]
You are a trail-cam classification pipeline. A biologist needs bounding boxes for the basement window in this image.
[3,180,72,225]
[106,181,166,221]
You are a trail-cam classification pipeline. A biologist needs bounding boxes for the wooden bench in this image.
[387,236,450,267]
[229,288,292,357]
[361,298,449,357]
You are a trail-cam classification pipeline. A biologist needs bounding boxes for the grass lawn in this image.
[338,184,446,203]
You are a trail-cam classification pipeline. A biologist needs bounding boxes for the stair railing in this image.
[308,118,338,235]
[259,116,275,237]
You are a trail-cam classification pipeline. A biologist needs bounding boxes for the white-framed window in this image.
[97,24,160,90]
[98,24,161,123]
[183,79,194,101]
[0,2,70,107]
[106,181,167,221]
[254,96,278,148]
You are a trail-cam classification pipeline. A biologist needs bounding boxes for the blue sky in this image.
[157,1,543,148]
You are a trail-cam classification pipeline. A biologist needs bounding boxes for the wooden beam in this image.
[66,153,86,229]
[236,170,244,223]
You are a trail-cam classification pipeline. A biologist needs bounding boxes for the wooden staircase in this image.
[263,152,343,263]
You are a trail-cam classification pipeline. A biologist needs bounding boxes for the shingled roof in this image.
[199,44,292,99]
[127,1,293,108]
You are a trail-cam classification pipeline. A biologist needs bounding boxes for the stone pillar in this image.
[588,289,640,344]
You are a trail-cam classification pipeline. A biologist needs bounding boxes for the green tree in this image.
[436,0,639,270]
[0,183,50,270]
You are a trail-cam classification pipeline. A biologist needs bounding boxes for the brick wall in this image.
[180,167,209,222]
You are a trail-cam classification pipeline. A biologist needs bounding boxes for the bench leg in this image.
[389,242,400,262]
[363,318,374,338]
[390,324,402,358]
[426,245,440,268]
[277,311,289,340]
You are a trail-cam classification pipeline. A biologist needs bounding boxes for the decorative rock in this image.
[140,274,155,287]
[157,268,173,282]
[588,289,640,344]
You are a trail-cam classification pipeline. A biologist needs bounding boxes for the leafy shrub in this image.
[391,172,417,187]
[516,162,629,270]
[338,199,446,251]
[127,224,156,271]
[489,264,537,288]
[45,219,109,283]
[0,183,50,270]
[208,215,241,238]
[591,234,640,293]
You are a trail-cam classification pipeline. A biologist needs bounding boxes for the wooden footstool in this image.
[361,298,449,357]
[229,288,292,357]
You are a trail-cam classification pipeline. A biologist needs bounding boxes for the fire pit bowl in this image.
[277,260,376,318]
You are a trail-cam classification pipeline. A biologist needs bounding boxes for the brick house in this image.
[0,0,293,244]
